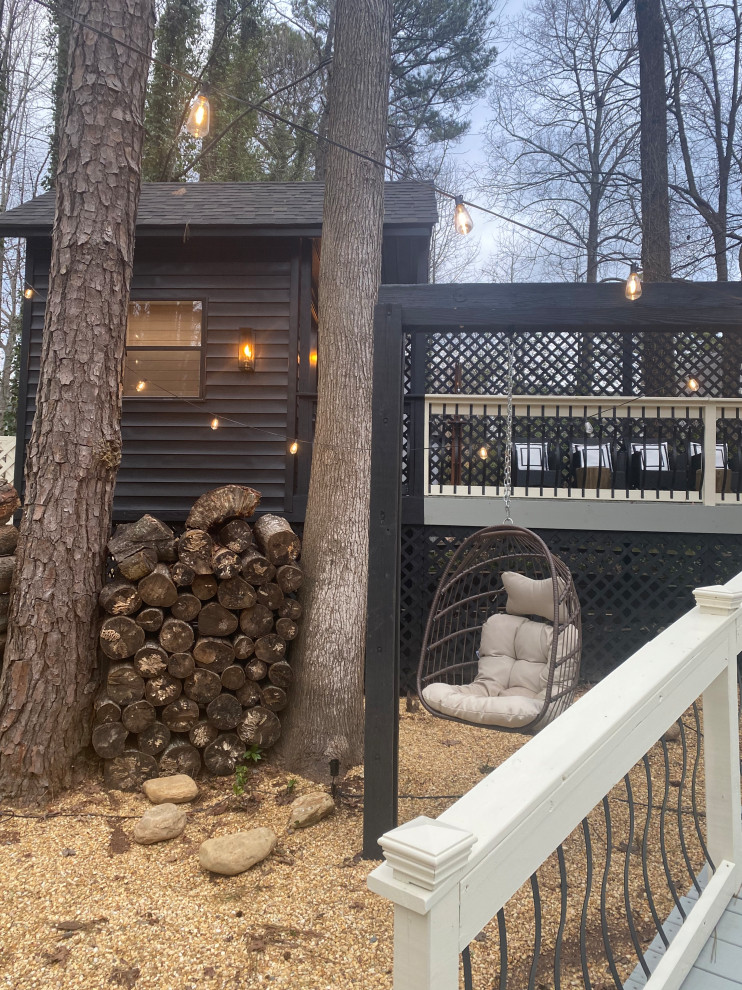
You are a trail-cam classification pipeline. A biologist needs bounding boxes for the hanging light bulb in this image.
[289,440,299,455]
[136,380,146,392]
[686,376,700,392]
[478,445,489,460]
[185,89,211,139]
[23,285,34,299]
[211,416,219,430]
[625,265,642,300]
[309,349,318,367]
[584,419,595,436]
[453,195,473,235]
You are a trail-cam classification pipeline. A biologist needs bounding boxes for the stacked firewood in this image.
[95,485,302,789]
[0,482,21,663]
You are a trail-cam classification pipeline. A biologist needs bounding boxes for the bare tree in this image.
[664,0,742,281]
[0,0,52,432]
[0,0,155,802]
[481,0,640,281]
[278,0,393,778]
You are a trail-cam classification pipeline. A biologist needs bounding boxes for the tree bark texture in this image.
[278,0,393,777]
[0,0,155,801]
[635,0,671,282]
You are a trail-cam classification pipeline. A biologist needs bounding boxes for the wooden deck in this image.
[625,878,742,989]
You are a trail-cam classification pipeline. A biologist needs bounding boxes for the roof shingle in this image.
[0,181,438,235]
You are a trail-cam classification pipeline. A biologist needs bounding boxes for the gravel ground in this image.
[0,699,712,990]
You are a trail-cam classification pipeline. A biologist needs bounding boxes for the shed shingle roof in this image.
[0,181,438,235]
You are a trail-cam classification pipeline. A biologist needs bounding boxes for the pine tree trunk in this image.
[278,0,393,777]
[0,0,155,802]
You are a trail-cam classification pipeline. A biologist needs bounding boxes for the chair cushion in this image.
[502,571,569,622]
[421,613,576,729]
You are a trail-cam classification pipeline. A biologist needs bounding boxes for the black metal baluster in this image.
[580,818,594,990]
[641,754,669,948]
[659,737,687,919]
[497,907,508,990]
[623,774,651,976]
[676,717,702,894]
[690,702,714,871]
[554,844,568,990]
[462,945,473,990]
[527,873,543,990]
[599,797,623,988]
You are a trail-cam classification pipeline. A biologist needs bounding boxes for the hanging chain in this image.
[503,334,515,524]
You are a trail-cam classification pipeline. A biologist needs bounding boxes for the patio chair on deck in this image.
[688,442,740,494]
[629,441,686,491]
[569,441,626,490]
[512,441,557,488]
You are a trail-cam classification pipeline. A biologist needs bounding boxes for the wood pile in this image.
[95,485,302,789]
[0,481,21,664]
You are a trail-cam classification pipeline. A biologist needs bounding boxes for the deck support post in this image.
[363,303,404,858]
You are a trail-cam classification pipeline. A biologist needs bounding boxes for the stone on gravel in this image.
[289,791,335,828]
[198,828,277,876]
[663,723,682,742]
[142,774,198,805]
[133,803,187,844]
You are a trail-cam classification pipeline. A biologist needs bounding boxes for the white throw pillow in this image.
[502,571,569,623]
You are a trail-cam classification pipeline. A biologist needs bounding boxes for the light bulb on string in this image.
[686,376,700,393]
[185,89,211,138]
[454,195,473,235]
[584,419,595,436]
[289,440,298,455]
[477,445,489,460]
[136,380,146,392]
[23,285,34,299]
[211,416,219,430]
[625,265,642,301]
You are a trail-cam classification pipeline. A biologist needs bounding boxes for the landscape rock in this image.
[663,723,682,743]
[289,791,336,828]
[133,803,187,844]
[142,774,198,805]
[198,828,277,875]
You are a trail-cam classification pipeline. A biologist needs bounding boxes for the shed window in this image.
[124,300,203,397]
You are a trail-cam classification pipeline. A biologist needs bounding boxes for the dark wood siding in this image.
[20,238,300,522]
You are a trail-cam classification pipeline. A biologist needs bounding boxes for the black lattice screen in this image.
[420,330,741,398]
[399,525,742,690]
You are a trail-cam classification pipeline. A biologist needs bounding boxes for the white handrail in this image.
[368,572,742,990]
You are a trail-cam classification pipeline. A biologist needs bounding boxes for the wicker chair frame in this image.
[417,525,582,733]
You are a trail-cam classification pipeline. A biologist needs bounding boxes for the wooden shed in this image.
[0,180,437,521]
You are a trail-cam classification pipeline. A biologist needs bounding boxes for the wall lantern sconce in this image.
[239,328,255,372]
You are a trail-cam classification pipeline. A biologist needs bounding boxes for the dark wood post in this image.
[363,302,404,858]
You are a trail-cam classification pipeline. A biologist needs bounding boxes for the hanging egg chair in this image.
[417,337,582,733]
[417,525,582,732]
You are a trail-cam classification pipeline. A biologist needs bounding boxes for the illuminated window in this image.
[124,300,203,397]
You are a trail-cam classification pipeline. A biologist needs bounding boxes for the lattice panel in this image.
[399,526,742,690]
[423,330,742,398]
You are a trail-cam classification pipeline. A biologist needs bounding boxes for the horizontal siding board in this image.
[23,239,299,521]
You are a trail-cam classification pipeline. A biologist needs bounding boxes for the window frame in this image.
[123,294,207,401]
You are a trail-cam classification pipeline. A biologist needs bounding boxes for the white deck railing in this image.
[424,394,741,506]
[368,571,742,990]
[0,437,15,485]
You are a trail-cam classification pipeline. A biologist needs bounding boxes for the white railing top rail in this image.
[369,572,742,957]
[427,394,740,416]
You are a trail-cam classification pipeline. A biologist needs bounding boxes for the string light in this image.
[454,196,474,235]
[625,266,642,301]
[136,380,146,392]
[23,285,34,299]
[686,377,700,392]
[477,445,489,460]
[29,0,589,254]
[309,349,318,367]
[289,440,299,455]
[211,416,219,430]
[185,90,211,138]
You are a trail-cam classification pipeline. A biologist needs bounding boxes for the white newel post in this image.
[367,816,476,990]
[702,402,717,507]
[693,585,742,868]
